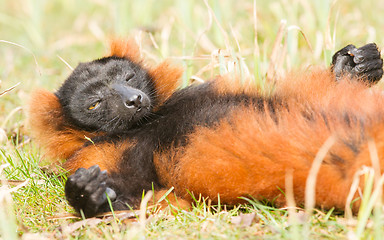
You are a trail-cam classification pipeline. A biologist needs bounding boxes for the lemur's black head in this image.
[56,56,156,133]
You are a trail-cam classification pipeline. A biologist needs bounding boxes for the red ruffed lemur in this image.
[28,40,384,217]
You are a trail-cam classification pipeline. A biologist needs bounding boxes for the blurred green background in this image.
[1,0,384,237]
[1,0,384,146]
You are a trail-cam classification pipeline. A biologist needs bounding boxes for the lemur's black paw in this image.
[331,43,383,84]
[65,165,116,218]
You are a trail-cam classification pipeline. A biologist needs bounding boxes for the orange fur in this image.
[148,60,183,106]
[154,71,384,211]
[275,69,337,102]
[28,89,102,162]
[152,189,191,210]
[109,38,142,64]
[212,74,261,96]
[64,140,134,174]
[161,109,351,209]
[275,68,380,110]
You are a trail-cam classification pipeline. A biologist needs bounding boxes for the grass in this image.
[1,0,384,238]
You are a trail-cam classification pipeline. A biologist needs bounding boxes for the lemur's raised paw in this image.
[331,43,383,84]
[65,165,116,218]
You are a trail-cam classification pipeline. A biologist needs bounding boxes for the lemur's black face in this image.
[56,56,156,133]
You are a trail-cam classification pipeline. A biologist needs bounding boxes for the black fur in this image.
[64,44,383,217]
[55,56,157,133]
[66,81,282,217]
[136,82,281,150]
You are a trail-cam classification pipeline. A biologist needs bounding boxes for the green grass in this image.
[1,0,384,238]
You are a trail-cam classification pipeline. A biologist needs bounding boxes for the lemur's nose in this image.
[125,94,143,110]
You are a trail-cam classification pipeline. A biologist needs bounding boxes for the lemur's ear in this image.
[28,89,65,140]
[148,60,183,106]
[28,89,100,161]
[109,38,184,106]
[109,38,142,64]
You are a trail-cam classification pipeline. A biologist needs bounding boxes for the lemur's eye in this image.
[126,73,135,82]
[88,101,100,110]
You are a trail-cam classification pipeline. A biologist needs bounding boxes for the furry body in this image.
[29,41,384,217]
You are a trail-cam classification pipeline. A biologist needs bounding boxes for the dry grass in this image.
[1,0,384,238]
